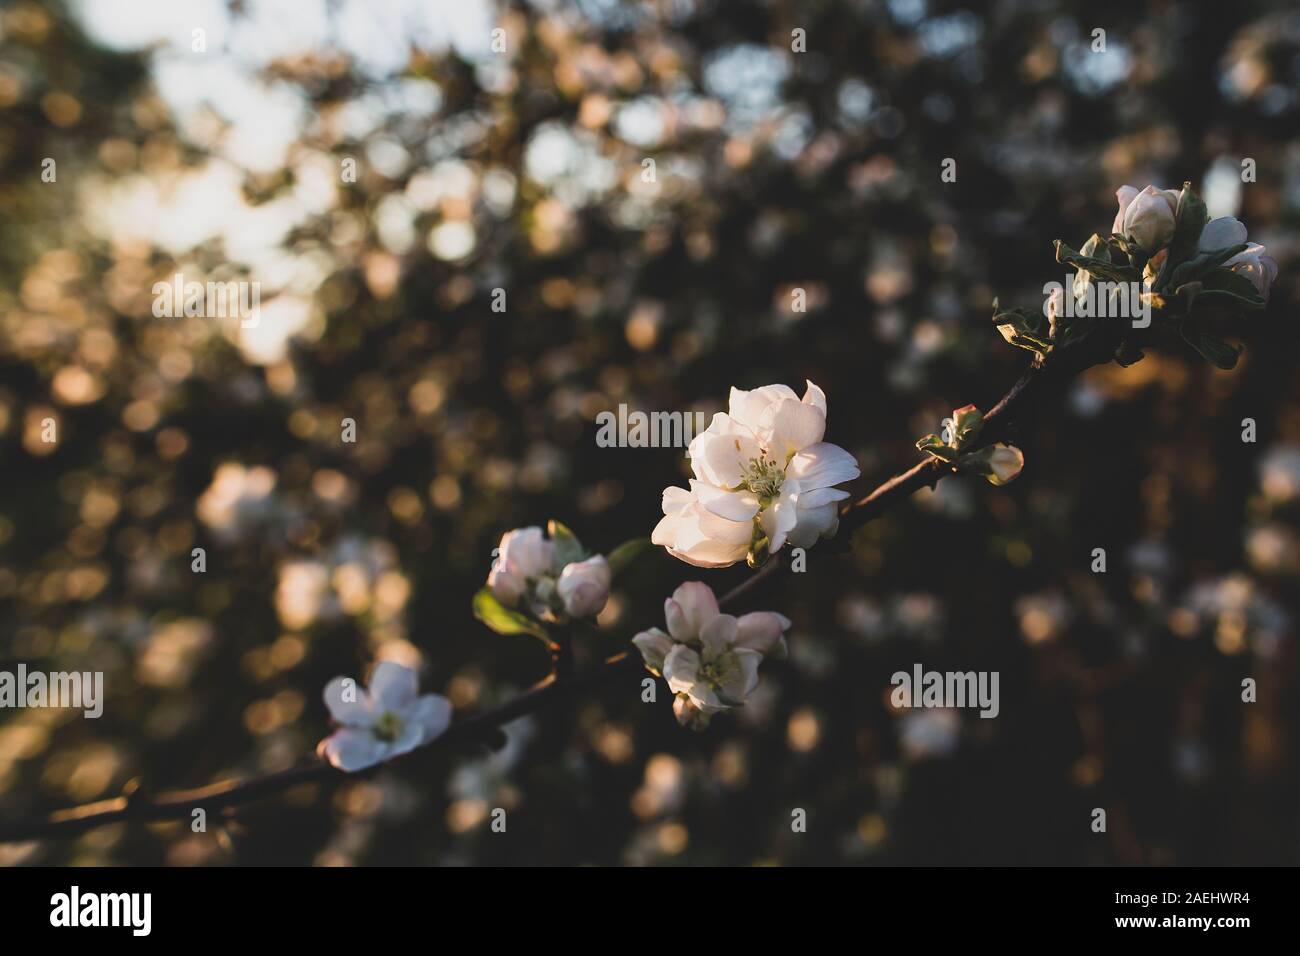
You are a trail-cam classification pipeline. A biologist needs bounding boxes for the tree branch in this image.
[0,345,1112,844]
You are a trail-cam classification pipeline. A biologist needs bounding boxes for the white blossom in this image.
[1196,216,1277,299]
[556,554,611,618]
[317,661,452,772]
[632,581,790,729]
[1111,184,1179,253]
[652,381,859,568]
[486,525,610,620]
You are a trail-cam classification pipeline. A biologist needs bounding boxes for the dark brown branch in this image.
[0,344,1114,844]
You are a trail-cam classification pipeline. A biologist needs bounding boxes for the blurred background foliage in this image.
[1,0,1298,865]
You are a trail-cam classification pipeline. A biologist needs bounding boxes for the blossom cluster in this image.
[314,185,1278,767]
[632,582,790,729]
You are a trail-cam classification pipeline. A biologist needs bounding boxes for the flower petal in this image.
[665,581,719,641]
[801,380,827,416]
[405,694,453,745]
[787,442,860,489]
[728,384,799,429]
[695,480,760,522]
[764,398,825,457]
[699,613,738,662]
[369,661,418,712]
[1198,216,1247,250]
[632,628,675,674]
[689,414,762,488]
[317,728,389,772]
[734,611,791,656]
[713,648,762,706]
[663,645,702,696]
[323,676,374,727]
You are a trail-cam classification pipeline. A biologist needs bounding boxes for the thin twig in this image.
[0,346,1110,843]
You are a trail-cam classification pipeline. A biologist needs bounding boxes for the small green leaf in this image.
[1073,233,1111,298]
[992,303,1054,359]
[547,519,586,568]
[1179,320,1242,370]
[1155,182,1208,288]
[952,405,983,450]
[1055,240,1140,284]
[1166,243,1248,290]
[1192,267,1265,311]
[916,434,958,462]
[472,587,551,642]
[606,538,652,578]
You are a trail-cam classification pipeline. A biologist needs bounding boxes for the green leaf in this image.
[992,304,1054,358]
[1055,240,1140,284]
[1156,182,1208,288]
[951,404,983,450]
[472,587,551,642]
[606,538,652,578]
[1179,321,1242,370]
[1167,242,1248,290]
[1073,233,1111,298]
[916,434,957,462]
[1191,267,1265,311]
[547,519,586,568]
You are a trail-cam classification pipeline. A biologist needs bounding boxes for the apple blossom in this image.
[317,661,452,772]
[487,526,553,606]
[982,444,1025,485]
[652,381,860,568]
[485,524,611,621]
[1194,215,1277,299]
[632,581,791,729]
[1111,184,1179,253]
[556,554,611,618]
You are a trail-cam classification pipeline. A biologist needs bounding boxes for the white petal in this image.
[734,611,791,656]
[801,380,827,416]
[764,398,825,457]
[787,442,860,489]
[317,728,389,772]
[369,661,419,711]
[1112,185,1139,235]
[498,526,554,578]
[487,564,526,606]
[657,489,752,568]
[797,485,851,509]
[728,384,799,430]
[1198,216,1247,250]
[665,581,719,641]
[660,484,694,516]
[713,648,762,705]
[690,414,762,488]
[557,555,611,617]
[631,628,675,673]
[787,500,839,547]
[405,694,453,745]
[699,613,738,662]
[663,645,702,696]
[323,677,374,727]
[986,444,1025,485]
[687,682,724,713]
[695,481,760,522]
